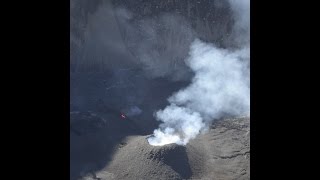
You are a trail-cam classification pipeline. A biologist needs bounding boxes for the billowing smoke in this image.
[148,0,250,146]
[148,40,249,146]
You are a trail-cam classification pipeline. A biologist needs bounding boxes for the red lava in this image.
[120,114,126,119]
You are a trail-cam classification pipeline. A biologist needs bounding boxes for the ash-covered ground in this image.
[72,113,249,180]
[70,0,250,179]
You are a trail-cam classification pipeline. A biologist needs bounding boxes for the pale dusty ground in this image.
[79,117,250,180]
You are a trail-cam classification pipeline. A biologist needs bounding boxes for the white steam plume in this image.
[148,40,250,146]
[148,0,250,146]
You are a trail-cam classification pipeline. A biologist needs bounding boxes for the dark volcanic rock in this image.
[70,0,235,74]
[70,111,107,136]
[70,110,141,180]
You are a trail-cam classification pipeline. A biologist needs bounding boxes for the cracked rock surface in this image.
[187,117,250,180]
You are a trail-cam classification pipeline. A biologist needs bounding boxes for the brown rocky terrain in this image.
[76,117,249,180]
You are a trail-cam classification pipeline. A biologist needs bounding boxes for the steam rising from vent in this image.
[150,104,205,146]
[148,0,250,146]
[148,40,249,146]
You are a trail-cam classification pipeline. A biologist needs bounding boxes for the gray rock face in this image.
[77,117,250,180]
[70,0,235,76]
[187,117,250,180]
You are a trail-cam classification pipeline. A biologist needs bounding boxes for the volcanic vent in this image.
[97,135,192,180]
[79,117,250,180]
